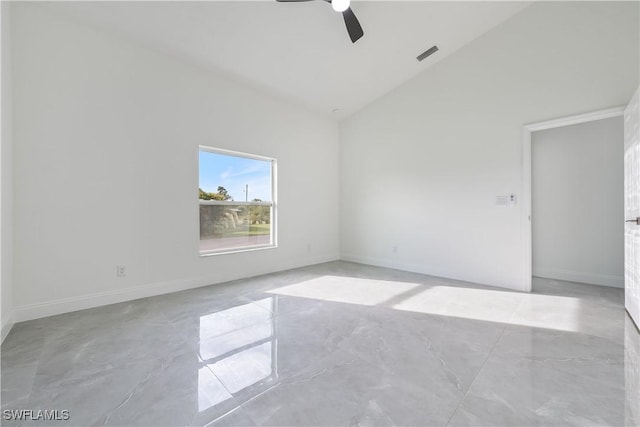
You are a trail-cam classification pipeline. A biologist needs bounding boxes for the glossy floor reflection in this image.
[1,262,638,426]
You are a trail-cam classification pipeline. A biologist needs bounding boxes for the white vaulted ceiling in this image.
[40,1,531,120]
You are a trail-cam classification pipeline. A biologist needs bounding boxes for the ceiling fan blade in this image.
[342,7,364,43]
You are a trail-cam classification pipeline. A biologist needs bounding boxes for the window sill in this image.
[199,244,277,257]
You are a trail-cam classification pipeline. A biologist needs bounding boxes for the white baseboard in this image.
[339,253,527,292]
[1,311,14,344]
[533,267,624,288]
[12,254,338,323]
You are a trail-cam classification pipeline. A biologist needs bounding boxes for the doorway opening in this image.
[521,107,626,292]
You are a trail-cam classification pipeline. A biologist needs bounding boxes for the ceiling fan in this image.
[276,0,364,44]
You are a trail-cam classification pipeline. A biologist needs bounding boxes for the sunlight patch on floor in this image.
[267,276,614,336]
[267,276,422,307]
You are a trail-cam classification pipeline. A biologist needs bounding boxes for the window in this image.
[199,146,276,255]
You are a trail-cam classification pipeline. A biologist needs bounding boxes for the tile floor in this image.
[1,261,638,426]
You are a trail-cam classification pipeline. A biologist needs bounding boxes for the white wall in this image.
[339,1,639,291]
[532,117,624,288]
[11,4,339,321]
[1,1,14,341]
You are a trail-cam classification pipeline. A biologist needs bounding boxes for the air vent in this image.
[417,45,439,62]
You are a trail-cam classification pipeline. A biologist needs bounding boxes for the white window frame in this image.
[198,145,277,256]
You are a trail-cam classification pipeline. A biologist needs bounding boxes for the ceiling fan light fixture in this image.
[276,0,362,43]
[332,0,350,13]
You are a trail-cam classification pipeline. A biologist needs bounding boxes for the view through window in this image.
[199,147,275,255]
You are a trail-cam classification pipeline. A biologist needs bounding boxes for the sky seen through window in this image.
[199,151,272,202]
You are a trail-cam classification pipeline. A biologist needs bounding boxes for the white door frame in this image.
[521,106,626,292]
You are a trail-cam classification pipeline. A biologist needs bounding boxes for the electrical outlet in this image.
[392,246,398,254]
[116,265,127,277]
